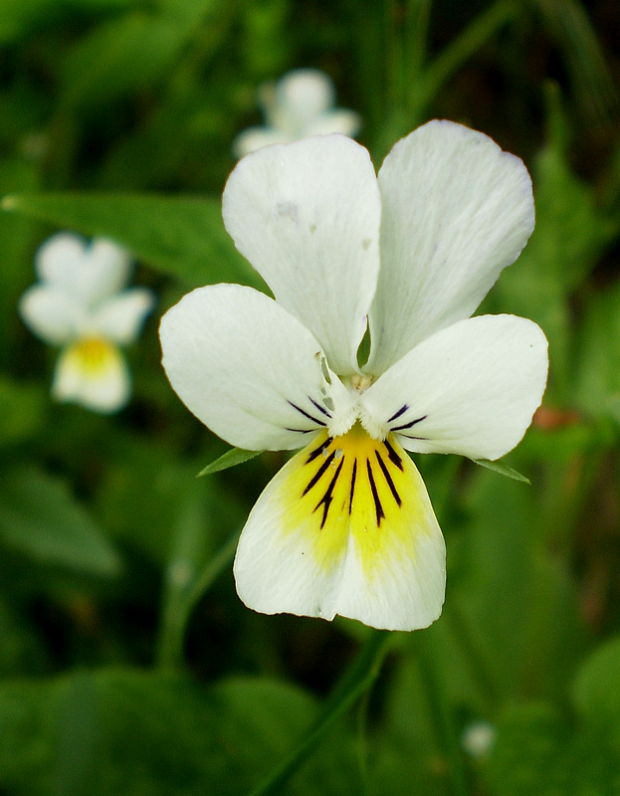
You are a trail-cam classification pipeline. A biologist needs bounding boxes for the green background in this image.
[0,1,619,793]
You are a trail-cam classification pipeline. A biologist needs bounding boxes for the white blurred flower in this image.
[462,720,496,758]
[233,68,361,158]
[161,121,548,631]
[19,233,154,414]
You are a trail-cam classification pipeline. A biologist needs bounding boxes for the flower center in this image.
[68,337,116,374]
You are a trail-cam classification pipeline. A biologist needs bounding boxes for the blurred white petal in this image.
[91,288,155,344]
[52,338,130,413]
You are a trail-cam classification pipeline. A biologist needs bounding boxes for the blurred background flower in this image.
[19,233,154,412]
[233,68,361,157]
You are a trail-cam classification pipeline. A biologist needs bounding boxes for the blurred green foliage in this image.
[0,0,619,794]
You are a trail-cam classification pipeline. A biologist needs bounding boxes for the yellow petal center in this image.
[66,337,118,375]
[278,423,436,577]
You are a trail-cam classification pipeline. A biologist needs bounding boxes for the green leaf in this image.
[0,377,48,448]
[2,192,254,288]
[0,466,121,576]
[197,446,263,477]
[0,669,358,795]
[470,458,531,484]
[572,634,620,726]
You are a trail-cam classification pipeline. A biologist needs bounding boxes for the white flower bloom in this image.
[20,233,154,414]
[233,68,361,159]
[462,720,496,758]
[160,120,548,631]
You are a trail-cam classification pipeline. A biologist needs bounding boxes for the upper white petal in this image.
[272,69,335,133]
[90,288,155,344]
[222,135,381,374]
[367,120,535,374]
[361,314,548,460]
[19,285,80,345]
[159,283,341,451]
[35,233,132,305]
[35,232,87,288]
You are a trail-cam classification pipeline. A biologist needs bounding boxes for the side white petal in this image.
[234,430,446,631]
[90,288,155,344]
[160,284,341,452]
[19,285,80,345]
[368,120,535,373]
[306,109,362,138]
[223,135,381,374]
[35,234,131,305]
[52,340,130,413]
[362,315,548,460]
[232,127,293,159]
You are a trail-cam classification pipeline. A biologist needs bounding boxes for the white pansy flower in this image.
[161,120,548,631]
[233,68,360,158]
[20,233,154,414]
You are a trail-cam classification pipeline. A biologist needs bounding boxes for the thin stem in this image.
[156,531,239,670]
[247,630,393,796]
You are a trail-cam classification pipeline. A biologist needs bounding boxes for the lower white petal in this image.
[234,427,446,631]
[52,338,130,413]
[362,314,548,460]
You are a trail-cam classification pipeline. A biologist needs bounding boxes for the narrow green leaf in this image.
[1,192,254,288]
[197,447,263,478]
[0,466,121,575]
[470,458,531,484]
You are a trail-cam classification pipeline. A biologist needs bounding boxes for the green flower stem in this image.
[247,629,393,796]
[156,531,239,670]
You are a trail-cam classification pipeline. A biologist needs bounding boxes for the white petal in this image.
[52,339,130,413]
[90,288,155,344]
[19,285,80,345]
[306,109,361,138]
[234,428,446,631]
[159,283,344,452]
[35,232,87,287]
[361,315,548,460]
[367,120,535,374]
[272,69,335,133]
[79,238,132,303]
[232,127,293,159]
[222,135,381,374]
